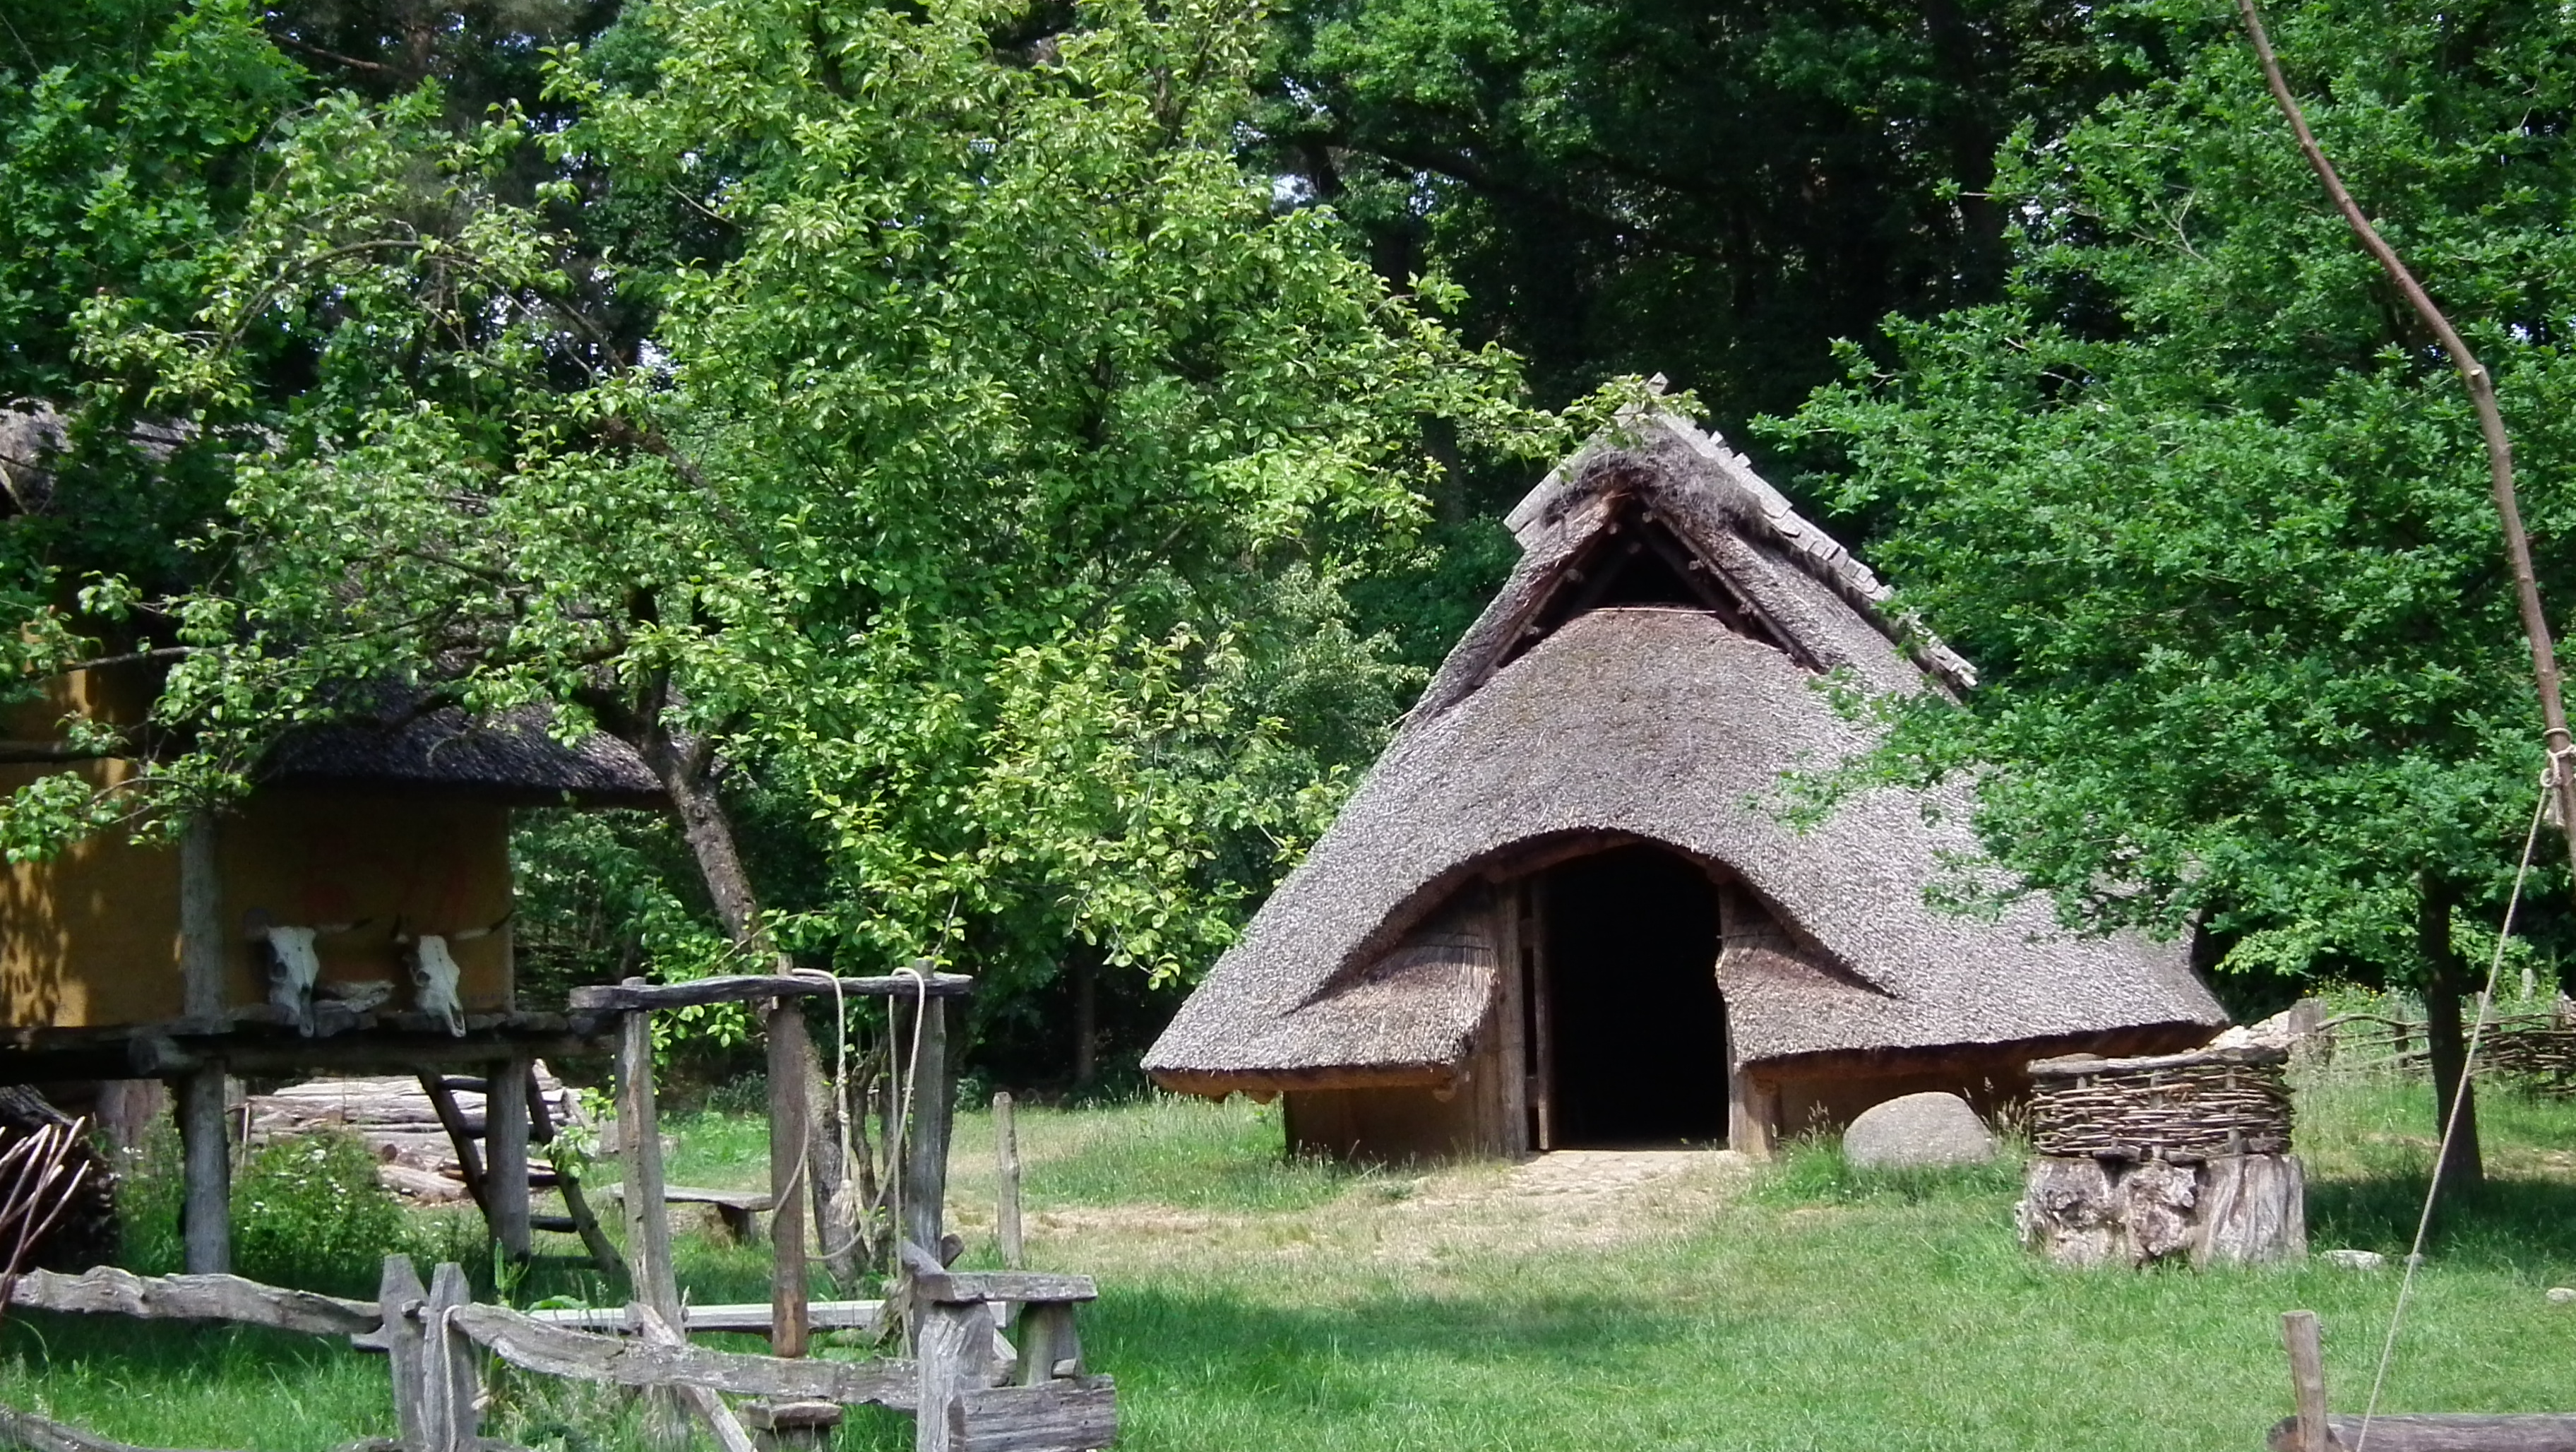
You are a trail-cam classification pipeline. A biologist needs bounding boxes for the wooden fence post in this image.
[901,995,950,1261]
[616,992,681,1323]
[768,999,811,1358]
[2282,1309,2330,1452]
[912,1296,997,1452]
[379,1255,429,1451]
[487,1054,532,1261]
[177,1068,230,1275]
[995,1092,1022,1273]
[423,1263,480,1452]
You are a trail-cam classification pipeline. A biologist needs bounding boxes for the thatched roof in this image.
[260,700,665,808]
[1145,412,2223,1091]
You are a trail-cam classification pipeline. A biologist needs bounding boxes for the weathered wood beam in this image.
[487,1054,532,1260]
[4,1266,377,1335]
[0,1401,220,1452]
[2265,1415,2576,1451]
[952,1379,1119,1452]
[994,1093,1023,1272]
[900,1243,1095,1307]
[633,1304,760,1452]
[568,975,974,1013]
[615,996,681,1327]
[447,1303,917,1408]
[900,999,952,1260]
[525,1301,885,1336]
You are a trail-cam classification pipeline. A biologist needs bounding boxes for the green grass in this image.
[6,1079,2572,1450]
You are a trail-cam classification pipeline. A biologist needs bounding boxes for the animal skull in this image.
[406,935,467,1037]
[258,926,323,1036]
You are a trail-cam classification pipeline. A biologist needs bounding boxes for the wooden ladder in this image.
[417,1066,625,1278]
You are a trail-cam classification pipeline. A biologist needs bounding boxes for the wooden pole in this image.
[2282,1309,2331,1452]
[424,1262,481,1452]
[767,998,812,1358]
[634,1302,762,1452]
[900,996,951,1261]
[378,1254,429,1450]
[177,810,229,1276]
[177,1068,229,1275]
[487,1054,532,1261]
[615,994,681,1325]
[994,1091,1023,1272]
[2236,0,2576,879]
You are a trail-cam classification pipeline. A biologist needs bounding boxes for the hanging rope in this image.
[2353,769,2553,1451]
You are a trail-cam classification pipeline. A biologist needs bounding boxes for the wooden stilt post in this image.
[901,994,951,1261]
[487,1054,532,1261]
[767,997,812,1358]
[178,811,230,1275]
[994,1091,1022,1272]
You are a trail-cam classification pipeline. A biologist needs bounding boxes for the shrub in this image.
[231,1131,414,1297]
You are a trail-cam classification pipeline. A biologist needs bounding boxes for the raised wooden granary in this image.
[1,664,664,1268]
[1143,410,2229,1160]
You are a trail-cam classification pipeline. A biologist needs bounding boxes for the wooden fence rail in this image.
[4,1266,377,1336]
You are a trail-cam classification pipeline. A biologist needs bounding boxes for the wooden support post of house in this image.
[487,1052,533,1261]
[616,989,681,1324]
[901,991,951,1259]
[994,1092,1023,1272]
[767,996,812,1359]
[178,811,230,1275]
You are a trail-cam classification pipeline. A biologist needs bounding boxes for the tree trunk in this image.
[583,677,789,971]
[2417,874,2485,1196]
[1071,945,1099,1091]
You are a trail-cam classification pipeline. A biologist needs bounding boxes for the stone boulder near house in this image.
[1844,1093,1997,1170]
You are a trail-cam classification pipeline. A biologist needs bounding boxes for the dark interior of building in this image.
[1539,843,1729,1146]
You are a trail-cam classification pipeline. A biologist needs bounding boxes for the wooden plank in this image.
[487,1054,533,1260]
[2281,1311,2330,1452]
[569,975,974,1013]
[525,1300,886,1336]
[768,999,812,1358]
[902,997,951,1259]
[633,1303,761,1452]
[1527,879,1555,1153]
[994,1093,1023,1271]
[616,996,681,1325]
[177,1067,229,1275]
[0,1401,221,1452]
[2265,1415,2576,1451]
[901,1242,1096,1307]
[1494,888,1528,1158]
[5,1266,378,1335]
[914,1300,1001,1452]
[446,1304,917,1408]
[423,1263,480,1452]
[953,1379,1117,1452]
[376,1256,429,1450]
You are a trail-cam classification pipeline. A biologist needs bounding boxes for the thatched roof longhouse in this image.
[1145,411,2223,1102]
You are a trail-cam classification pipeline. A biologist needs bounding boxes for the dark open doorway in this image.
[1537,843,1729,1147]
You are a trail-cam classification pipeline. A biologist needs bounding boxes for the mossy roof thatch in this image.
[1144,412,2224,1092]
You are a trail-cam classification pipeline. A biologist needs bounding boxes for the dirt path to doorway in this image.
[1006,1148,1753,1275]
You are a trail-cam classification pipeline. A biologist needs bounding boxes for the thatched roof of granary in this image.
[261,698,665,808]
[1144,411,2224,1095]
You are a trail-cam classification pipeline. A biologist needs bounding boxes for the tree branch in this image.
[2236,0,2576,868]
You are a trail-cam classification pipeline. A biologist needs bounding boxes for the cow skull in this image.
[394,915,510,1037]
[250,920,368,1036]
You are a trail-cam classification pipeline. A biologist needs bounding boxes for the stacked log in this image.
[2016,1045,2305,1268]
[244,1067,583,1203]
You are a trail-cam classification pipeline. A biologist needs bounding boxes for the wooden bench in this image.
[599,1184,773,1243]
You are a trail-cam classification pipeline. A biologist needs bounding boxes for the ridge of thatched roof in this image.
[1144,412,2222,1089]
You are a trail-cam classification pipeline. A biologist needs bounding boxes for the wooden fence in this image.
[2,1250,1114,1452]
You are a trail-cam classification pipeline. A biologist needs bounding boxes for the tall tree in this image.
[1775,0,2576,1194]
[22,0,1568,1024]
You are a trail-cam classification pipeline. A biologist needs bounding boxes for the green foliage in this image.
[1747,1133,2027,1208]
[1258,0,2147,432]
[1772,0,2576,987]
[230,1131,417,1296]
